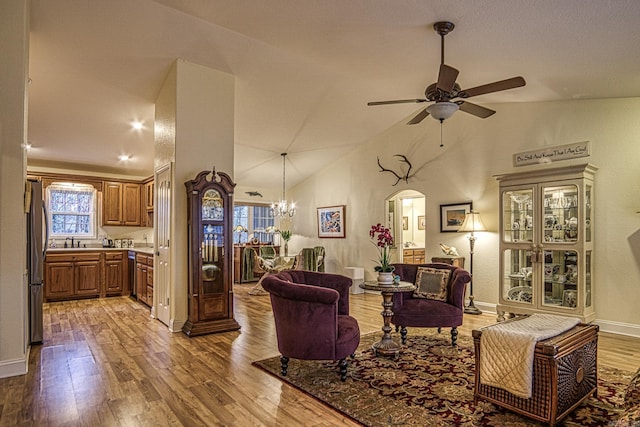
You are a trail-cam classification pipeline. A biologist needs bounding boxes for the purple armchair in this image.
[262,270,361,381]
[391,263,471,347]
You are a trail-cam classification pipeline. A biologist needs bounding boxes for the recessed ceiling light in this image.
[131,121,144,130]
[118,154,131,161]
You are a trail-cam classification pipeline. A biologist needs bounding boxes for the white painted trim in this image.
[594,319,640,338]
[169,319,186,333]
[0,354,28,378]
[470,301,640,338]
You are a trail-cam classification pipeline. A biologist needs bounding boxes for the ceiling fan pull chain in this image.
[440,120,444,147]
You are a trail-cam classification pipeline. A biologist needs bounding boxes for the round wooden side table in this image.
[359,280,416,358]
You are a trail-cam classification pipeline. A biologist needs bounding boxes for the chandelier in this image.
[271,153,296,218]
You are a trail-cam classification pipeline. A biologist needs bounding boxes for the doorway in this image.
[386,190,426,263]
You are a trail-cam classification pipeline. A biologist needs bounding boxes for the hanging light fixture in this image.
[271,153,296,218]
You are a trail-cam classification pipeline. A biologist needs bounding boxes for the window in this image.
[47,183,97,239]
[233,204,275,244]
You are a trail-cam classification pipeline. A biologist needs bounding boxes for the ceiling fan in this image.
[368,21,526,125]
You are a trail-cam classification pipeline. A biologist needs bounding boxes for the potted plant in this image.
[370,223,395,284]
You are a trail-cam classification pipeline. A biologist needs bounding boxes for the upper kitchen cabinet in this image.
[141,177,154,227]
[103,181,141,226]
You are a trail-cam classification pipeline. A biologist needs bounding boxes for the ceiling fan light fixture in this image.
[426,101,459,121]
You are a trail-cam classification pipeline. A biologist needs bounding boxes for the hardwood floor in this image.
[0,284,637,426]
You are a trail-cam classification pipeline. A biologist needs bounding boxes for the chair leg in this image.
[280,356,289,376]
[395,325,399,332]
[437,327,442,333]
[338,358,348,382]
[450,327,458,347]
[350,353,356,359]
[400,326,408,344]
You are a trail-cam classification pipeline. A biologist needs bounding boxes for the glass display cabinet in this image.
[182,170,240,336]
[494,164,596,322]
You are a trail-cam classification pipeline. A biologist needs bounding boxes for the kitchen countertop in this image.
[47,246,154,254]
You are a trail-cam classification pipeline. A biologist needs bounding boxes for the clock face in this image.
[251,237,260,245]
[202,189,224,220]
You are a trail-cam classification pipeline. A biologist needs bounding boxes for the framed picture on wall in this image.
[440,202,472,232]
[418,215,425,230]
[402,216,408,230]
[317,205,346,238]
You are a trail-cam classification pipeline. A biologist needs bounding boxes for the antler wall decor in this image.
[377,154,412,186]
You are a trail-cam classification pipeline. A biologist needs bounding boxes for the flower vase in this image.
[284,241,289,257]
[377,271,394,285]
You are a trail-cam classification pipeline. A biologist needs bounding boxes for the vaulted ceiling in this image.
[27,0,640,188]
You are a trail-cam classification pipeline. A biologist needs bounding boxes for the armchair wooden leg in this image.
[280,356,289,376]
[450,327,458,347]
[400,326,408,344]
[437,327,442,333]
[395,325,399,332]
[350,353,356,359]
[338,359,348,382]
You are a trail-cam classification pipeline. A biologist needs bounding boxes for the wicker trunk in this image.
[473,322,599,426]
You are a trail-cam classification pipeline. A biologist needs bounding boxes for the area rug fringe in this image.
[253,331,632,427]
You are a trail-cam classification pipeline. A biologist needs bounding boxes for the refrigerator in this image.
[26,179,47,344]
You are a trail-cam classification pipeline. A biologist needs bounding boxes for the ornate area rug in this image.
[253,331,633,426]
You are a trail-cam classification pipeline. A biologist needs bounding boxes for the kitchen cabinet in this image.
[495,163,596,322]
[135,253,152,306]
[403,248,425,264]
[141,177,154,227]
[45,252,101,301]
[104,251,126,295]
[183,170,240,336]
[102,181,141,226]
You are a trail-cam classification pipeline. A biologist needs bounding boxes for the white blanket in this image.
[479,314,580,398]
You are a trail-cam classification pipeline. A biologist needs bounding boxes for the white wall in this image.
[0,0,29,378]
[155,59,234,331]
[289,97,640,333]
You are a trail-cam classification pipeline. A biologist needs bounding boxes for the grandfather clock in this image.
[182,170,240,336]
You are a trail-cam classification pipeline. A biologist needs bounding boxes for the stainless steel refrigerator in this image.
[26,179,47,344]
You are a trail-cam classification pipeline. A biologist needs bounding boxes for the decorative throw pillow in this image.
[413,267,451,301]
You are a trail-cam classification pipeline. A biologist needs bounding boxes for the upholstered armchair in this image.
[390,263,471,346]
[262,270,360,381]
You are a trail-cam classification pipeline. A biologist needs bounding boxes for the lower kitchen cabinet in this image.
[44,249,151,302]
[135,253,153,306]
[104,251,126,295]
[45,252,101,301]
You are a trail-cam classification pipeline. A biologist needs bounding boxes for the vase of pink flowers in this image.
[370,223,395,284]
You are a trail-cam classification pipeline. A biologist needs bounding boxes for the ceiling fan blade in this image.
[368,99,427,106]
[459,76,526,98]
[436,64,459,93]
[456,101,495,118]
[407,108,430,125]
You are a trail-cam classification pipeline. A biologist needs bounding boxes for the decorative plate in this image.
[507,286,533,303]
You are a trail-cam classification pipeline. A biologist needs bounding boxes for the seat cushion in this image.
[413,267,451,301]
[392,298,463,328]
[336,315,361,359]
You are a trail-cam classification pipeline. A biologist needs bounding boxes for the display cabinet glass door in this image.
[200,189,226,319]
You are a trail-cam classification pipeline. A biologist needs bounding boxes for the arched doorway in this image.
[385,189,426,263]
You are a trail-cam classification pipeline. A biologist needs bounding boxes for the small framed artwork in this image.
[440,202,472,232]
[317,205,346,238]
[418,215,425,230]
[402,216,408,230]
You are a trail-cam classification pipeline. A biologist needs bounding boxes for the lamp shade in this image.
[426,101,459,121]
[458,211,487,233]
[233,225,248,233]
